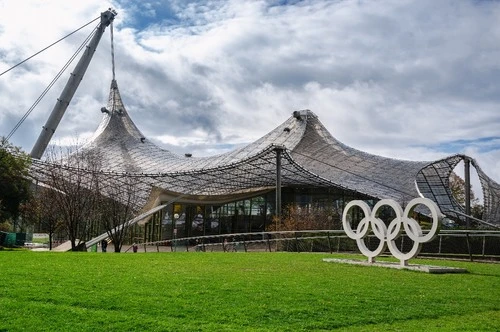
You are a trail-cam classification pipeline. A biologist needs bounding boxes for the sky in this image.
[0,0,499,189]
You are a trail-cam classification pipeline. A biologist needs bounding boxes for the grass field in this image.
[0,251,499,331]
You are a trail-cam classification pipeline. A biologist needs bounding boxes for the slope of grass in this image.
[0,251,499,331]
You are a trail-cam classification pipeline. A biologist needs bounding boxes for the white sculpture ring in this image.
[342,197,442,265]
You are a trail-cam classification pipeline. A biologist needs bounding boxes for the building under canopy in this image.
[29,79,500,240]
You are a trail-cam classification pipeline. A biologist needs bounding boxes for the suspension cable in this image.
[0,16,100,78]
[6,25,99,141]
[110,21,116,81]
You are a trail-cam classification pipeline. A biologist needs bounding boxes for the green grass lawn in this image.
[0,251,499,331]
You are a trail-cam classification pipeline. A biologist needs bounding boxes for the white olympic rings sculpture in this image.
[342,197,443,266]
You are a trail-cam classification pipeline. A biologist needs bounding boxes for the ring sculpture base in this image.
[331,197,468,273]
[322,258,468,274]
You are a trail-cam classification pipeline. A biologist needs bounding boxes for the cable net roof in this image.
[29,80,500,226]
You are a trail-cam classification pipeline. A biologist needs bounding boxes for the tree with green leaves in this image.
[449,172,484,222]
[0,137,31,225]
[19,186,63,250]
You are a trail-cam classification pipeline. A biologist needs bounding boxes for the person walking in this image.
[101,239,108,253]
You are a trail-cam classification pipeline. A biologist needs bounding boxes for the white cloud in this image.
[0,0,499,183]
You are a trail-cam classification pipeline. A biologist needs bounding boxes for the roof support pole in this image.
[30,9,116,159]
[464,158,471,228]
[275,147,283,219]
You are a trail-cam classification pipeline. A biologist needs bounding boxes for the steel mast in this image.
[30,9,117,159]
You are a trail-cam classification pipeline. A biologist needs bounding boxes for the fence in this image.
[0,232,27,247]
[126,229,500,261]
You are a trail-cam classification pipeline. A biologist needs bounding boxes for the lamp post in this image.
[464,158,471,228]
[275,146,283,220]
[173,213,179,252]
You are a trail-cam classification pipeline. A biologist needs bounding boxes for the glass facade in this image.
[140,186,374,242]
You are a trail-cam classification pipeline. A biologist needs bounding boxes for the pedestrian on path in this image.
[101,239,108,253]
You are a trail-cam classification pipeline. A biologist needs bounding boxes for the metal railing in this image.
[125,229,500,261]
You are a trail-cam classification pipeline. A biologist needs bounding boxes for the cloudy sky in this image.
[0,0,499,185]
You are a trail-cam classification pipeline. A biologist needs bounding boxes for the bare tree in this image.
[96,175,139,253]
[33,143,143,252]
[41,146,102,251]
[268,202,341,232]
